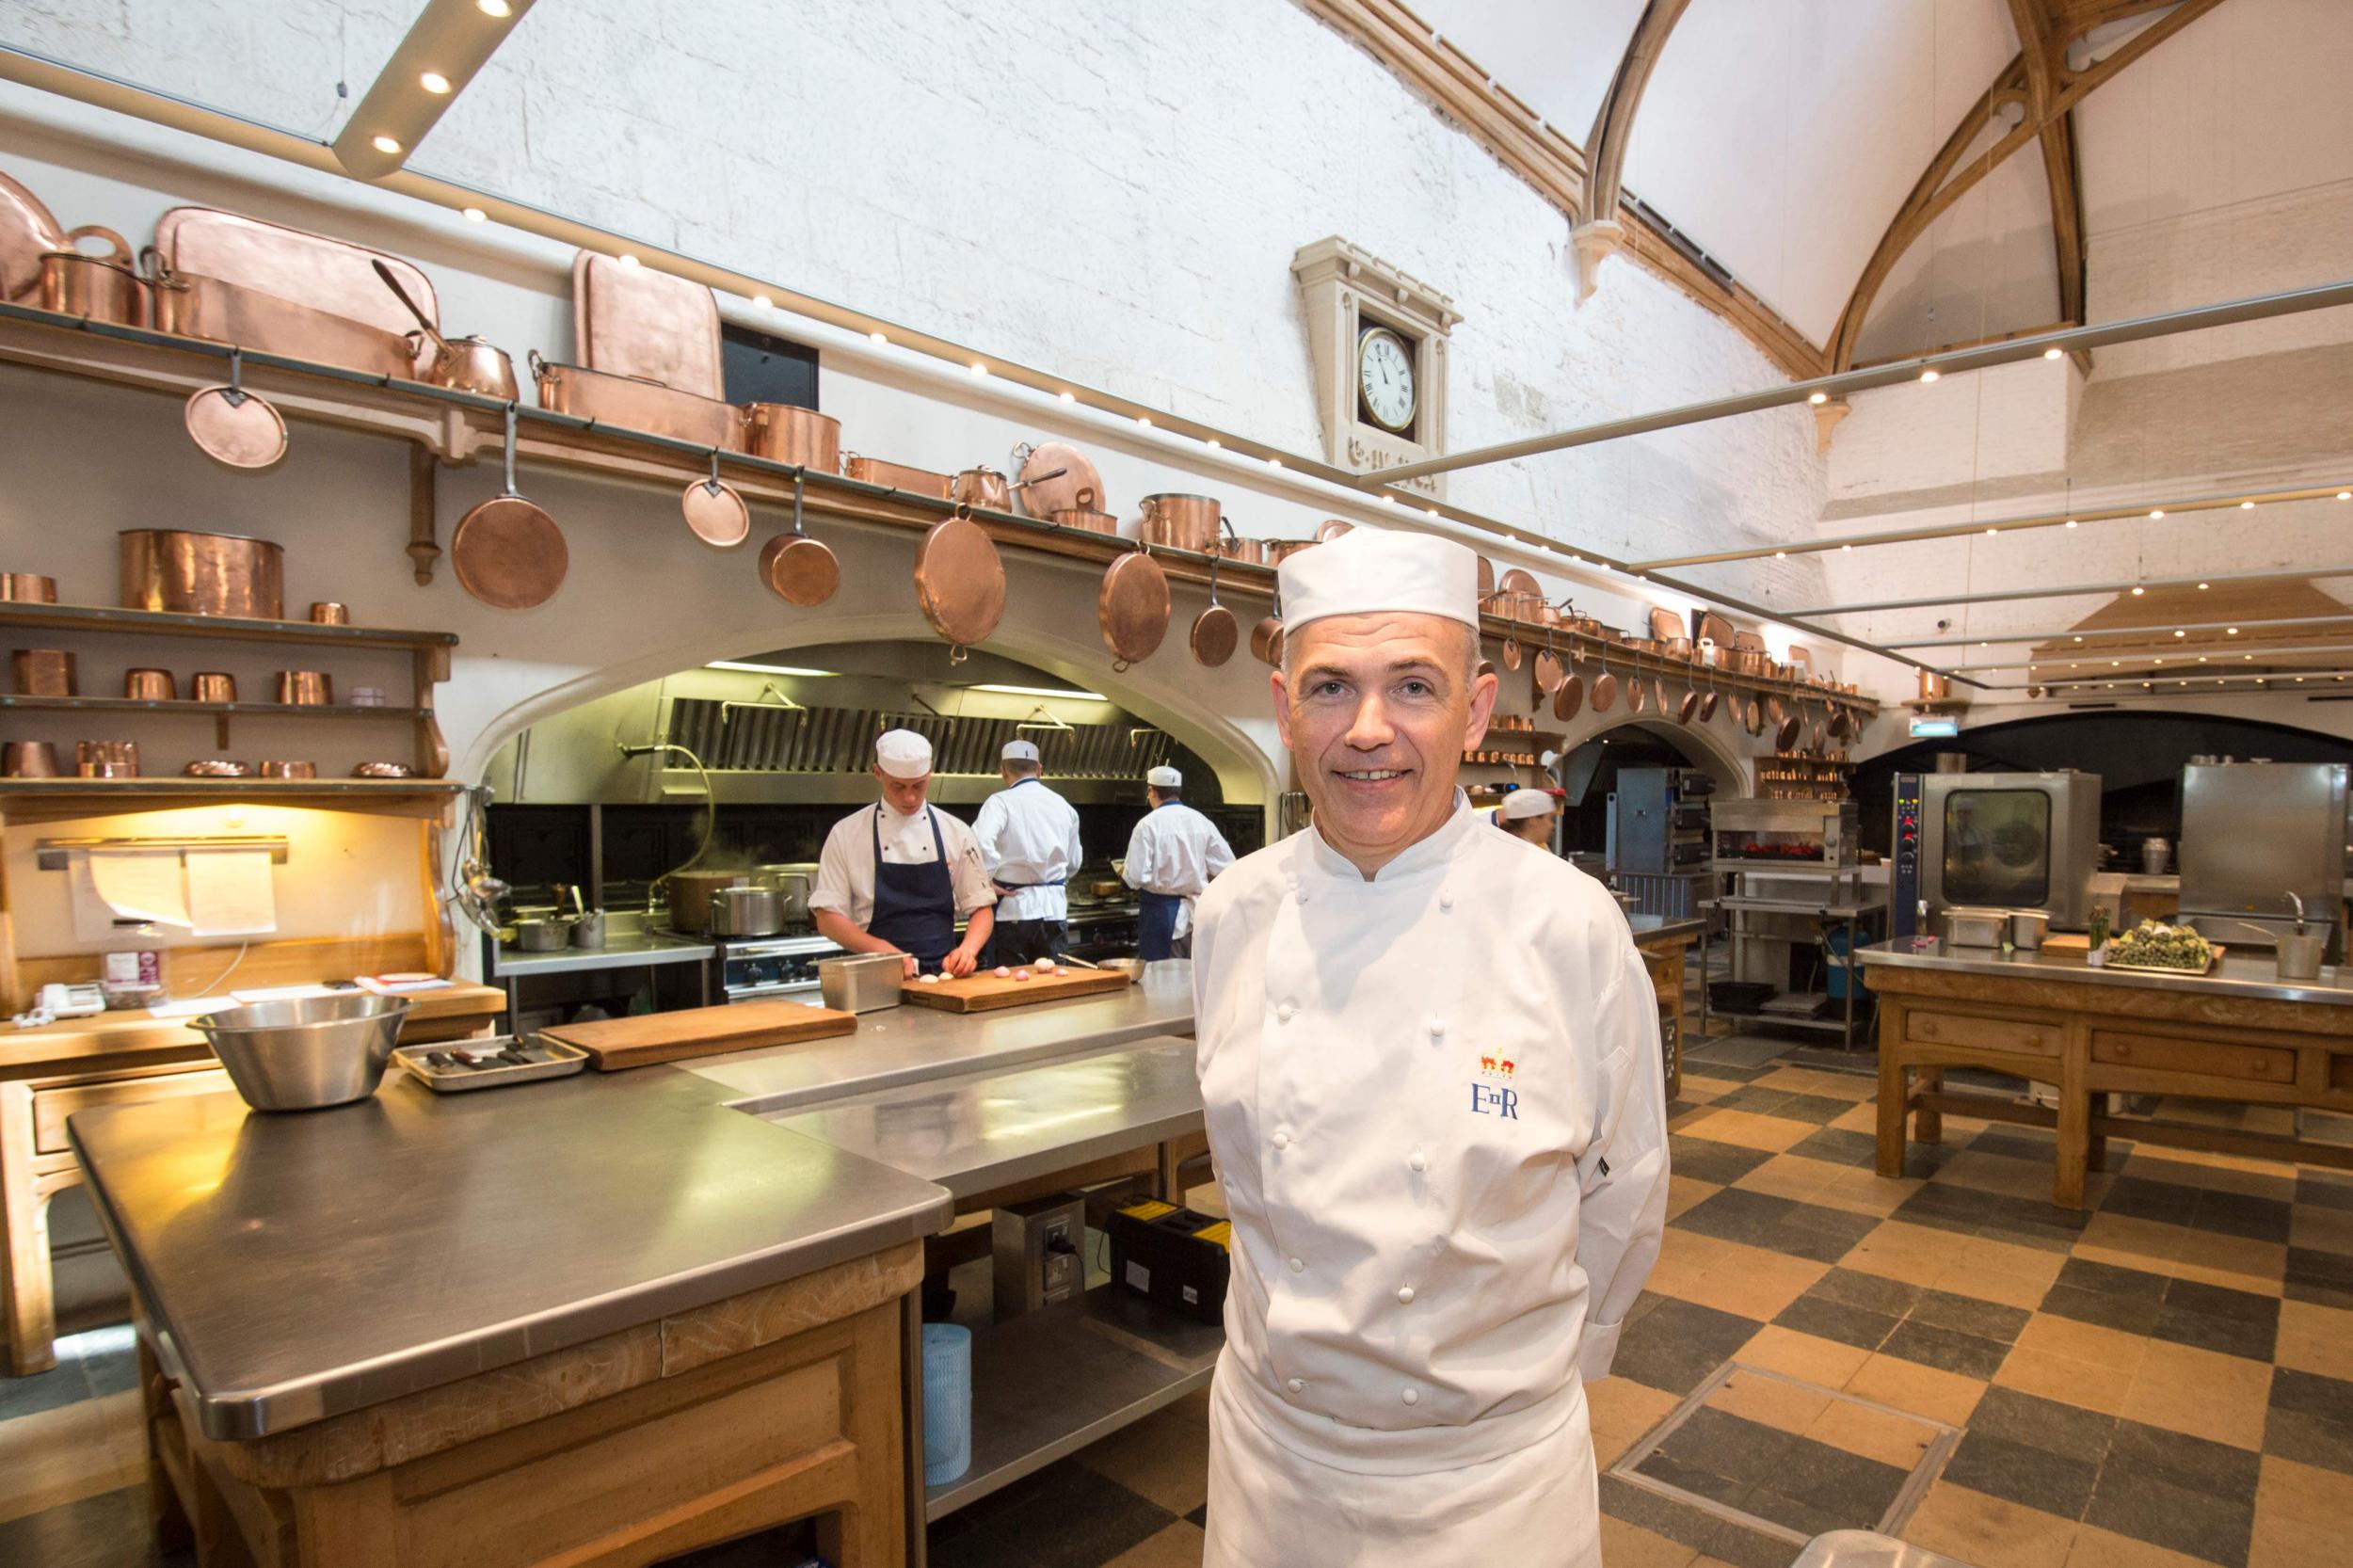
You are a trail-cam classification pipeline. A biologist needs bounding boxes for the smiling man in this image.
[1190,528,1669,1567]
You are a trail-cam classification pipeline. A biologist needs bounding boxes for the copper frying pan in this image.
[1590,652,1619,713]
[184,348,288,471]
[1775,712,1802,751]
[680,449,750,547]
[760,470,840,606]
[914,503,1006,650]
[1553,658,1584,722]
[1100,538,1171,669]
[452,404,567,610]
[1699,663,1721,723]
[1189,535,1238,667]
[1533,623,1565,696]
[1252,582,1286,668]
[1628,673,1649,714]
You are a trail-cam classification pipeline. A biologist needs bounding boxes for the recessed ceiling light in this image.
[2174,630,2186,637]
[2228,627,2239,634]
[1137,416,1152,428]
[1380,494,1396,504]
[1058,391,1075,404]
[1807,392,1828,405]
[2340,491,2352,502]
[969,361,988,376]
[2131,585,2146,596]
[750,295,772,310]
[867,329,886,343]
[477,0,512,16]
[1841,543,1852,552]
[1919,369,1940,383]
[371,135,402,154]
[1986,527,1998,536]
[2149,508,2165,519]
[1268,456,1282,469]
[2198,582,2210,590]
[1774,551,1786,559]
[2240,501,2255,510]
[460,206,487,222]
[419,71,452,94]
[1205,437,1219,448]
[2064,520,2078,529]
[2043,347,2063,360]
[617,253,639,268]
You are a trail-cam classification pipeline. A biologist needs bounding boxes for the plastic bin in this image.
[920,1323,972,1486]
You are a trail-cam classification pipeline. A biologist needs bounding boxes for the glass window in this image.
[1942,790,2051,906]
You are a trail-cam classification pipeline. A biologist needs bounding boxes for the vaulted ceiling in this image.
[1320,0,2350,379]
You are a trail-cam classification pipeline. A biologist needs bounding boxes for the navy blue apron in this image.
[869,805,957,971]
[1137,890,1184,961]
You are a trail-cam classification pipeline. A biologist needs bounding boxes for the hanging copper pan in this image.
[1590,656,1619,713]
[1476,555,1496,601]
[1251,583,1286,668]
[1553,664,1584,722]
[1653,677,1670,713]
[1628,676,1649,714]
[1745,697,1763,735]
[452,404,567,610]
[184,348,287,471]
[759,471,840,606]
[1811,722,1828,756]
[914,503,1005,650]
[1677,685,1700,724]
[1775,713,1802,751]
[1189,536,1238,667]
[1533,626,1565,695]
[1829,703,1853,741]
[1099,539,1171,669]
[1767,696,1787,725]
[1700,685,1721,723]
[680,450,750,547]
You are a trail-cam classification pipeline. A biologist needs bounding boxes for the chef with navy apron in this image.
[1190,529,1669,1568]
[974,739,1084,968]
[1122,765,1233,961]
[810,728,997,978]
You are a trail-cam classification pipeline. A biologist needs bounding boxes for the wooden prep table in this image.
[1,982,504,1375]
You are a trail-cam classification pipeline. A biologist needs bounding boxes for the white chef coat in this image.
[1190,793,1668,1563]
[1122,801,1234,938]
[808,802,997,929]
[973,778,1083,924]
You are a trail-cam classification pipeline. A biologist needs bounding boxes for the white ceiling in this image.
[1416,0,1649,144]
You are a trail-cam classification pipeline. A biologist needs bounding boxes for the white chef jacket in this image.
[1191,793,1669,1475]
[1123,801,1234,938]
[973,778,1083,923]
[807,802,997,929]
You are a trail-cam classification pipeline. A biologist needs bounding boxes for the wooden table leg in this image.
[1913,1069,1945,1144]
[137,1336,195,1554]
[2054,1025,2091,1209]
[0,1080,58,1376]
[1876,1023,1910,1179]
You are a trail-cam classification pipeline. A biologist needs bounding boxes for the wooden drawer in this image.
[34,1068,232,1155]
[2092,1032,2295,1085]
[1903,1009,2058,1058]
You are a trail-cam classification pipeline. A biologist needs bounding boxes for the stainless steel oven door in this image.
[1920,772,2101,927]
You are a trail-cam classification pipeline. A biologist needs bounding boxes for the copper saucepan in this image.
[3,742,62,777]
[124,668,176,701]
[376,256,518,398]
[741,403,842,470]
[1050,486,1119,535]
[0,573,56,603]
[951,463,1066,514]
[36,226,148,327]
[451,403,567,610]
[759,470,840,607]
[1137,493,1224,553]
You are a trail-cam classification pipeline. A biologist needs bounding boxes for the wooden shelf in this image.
[0,776,463,823]
[0,696,425,720]
[0,600,455,651]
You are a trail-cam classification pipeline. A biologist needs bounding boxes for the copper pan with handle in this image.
[914,502,1005,654]
[759,470,840,607]
[451,403,567,611]
[1099,536,1172,670]
[1189,525,1241,667]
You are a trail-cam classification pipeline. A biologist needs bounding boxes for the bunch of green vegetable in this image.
[2105,919,2215,971]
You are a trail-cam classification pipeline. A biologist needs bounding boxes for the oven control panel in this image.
[1891,773,1924,937]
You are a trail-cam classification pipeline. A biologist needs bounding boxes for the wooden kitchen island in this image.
[1861,941,2353,1208]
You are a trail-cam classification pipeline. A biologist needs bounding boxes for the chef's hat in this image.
[1147,765,1182,789]
[1002,740,1041,762]
[1277,528,1480,632]
[875,728,933,779]
[1499,788,1557,821]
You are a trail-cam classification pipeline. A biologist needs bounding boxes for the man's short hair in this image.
[1004,759,1042,778]
[1151,785,1183,802]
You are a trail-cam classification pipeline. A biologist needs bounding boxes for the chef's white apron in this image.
[1203,1356,1601,1568]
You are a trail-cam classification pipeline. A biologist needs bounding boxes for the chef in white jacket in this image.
[973,739,1084,968]
[1190,528,1670,1568]
[1497,785,1561,848]
[1122,765,1233,960]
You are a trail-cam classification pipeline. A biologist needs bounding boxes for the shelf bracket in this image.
[408,441,440,586]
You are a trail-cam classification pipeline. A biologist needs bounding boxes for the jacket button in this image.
[1287,1378,1304,1395]
[1277,1003,1295,1023]
[1401,1387,1419,1406]
[1273,1130,1291,1150]
[1408,1152,1427,1173]
[1397,1286,1416,1304]
[1427,1016,1445,1037]
[1288,1256,1305,1273]
[1439,895,1454,911]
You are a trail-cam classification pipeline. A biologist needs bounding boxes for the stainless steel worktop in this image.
[1627,913,1705,946]
[1857,939,2353,1008]
[488,928,715,977]
[760,1039,1203,1199]
[684,960,1197,1113]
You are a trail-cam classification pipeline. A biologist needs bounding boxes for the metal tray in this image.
[2098,944,2223,977]
[393,1035,589,1092]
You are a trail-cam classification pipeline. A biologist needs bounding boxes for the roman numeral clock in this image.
[1291,236,1461,499]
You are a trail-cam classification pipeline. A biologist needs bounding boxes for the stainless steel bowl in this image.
[190,993,411,1112]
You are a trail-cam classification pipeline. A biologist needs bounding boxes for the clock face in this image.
[1357,326,1416,433]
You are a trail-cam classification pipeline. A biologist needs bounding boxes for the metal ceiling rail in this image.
[1970,671,2353,694]
[1781,562,2353,618]
[1942,646,2353,673]
[0,42,1959,685]
[1630,480,2353,570]
[1892,614,2353,650]
[1356,279,2353,488]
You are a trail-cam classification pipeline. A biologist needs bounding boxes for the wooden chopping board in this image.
[900,967,1132,1014]
[540,1000,856,1070]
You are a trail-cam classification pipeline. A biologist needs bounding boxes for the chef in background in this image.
[974,739,1084,968]
[809,729,996,978]
[1122,765,1233,961]
[1190,527,1669,1568]
[1497,786,1560,848]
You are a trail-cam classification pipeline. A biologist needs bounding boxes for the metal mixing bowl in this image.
[190,993,412,1112]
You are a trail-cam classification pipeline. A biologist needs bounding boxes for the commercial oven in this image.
[1897,770,2102,931]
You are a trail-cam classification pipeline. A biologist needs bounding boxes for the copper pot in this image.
[276,670,332,705]
[664,870,748,934]
[36,227,148,327]
[191,672,236,703]
[10,648,74,696]
[1051,504,1120,535]
[1917,670,1952,702]
[1137,493,1223,553]
[409,331,518,399]
[1214,536,1269,566]
[742,403,842,470]
[123,667,176,701]
[1265,540,1318,565]
[76,740,139,777]
[4,741,61,777]
[120,530,284,619]
[184,760,250,777]
[1661,637,1693,661]
[309,601,350,626]
[0,573,56,603]
[259,760,316,779]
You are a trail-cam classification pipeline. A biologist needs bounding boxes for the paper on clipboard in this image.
[186,849,278,937]
[72,850,191,939]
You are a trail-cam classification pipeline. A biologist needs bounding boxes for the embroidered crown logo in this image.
[1477,1054,1516,1080]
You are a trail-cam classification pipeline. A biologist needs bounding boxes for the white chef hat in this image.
[874,728,933,779]
[1147,765,1182,789]
[1277,527,1480,632]
[1499,788,1557,821]
[1002,740,1040,763]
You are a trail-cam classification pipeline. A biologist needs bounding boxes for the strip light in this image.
[329,0,536,179]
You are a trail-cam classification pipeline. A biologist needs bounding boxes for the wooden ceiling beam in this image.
[1580,0,1692,227]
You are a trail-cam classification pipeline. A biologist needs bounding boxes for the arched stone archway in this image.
[1557,713,1750,797]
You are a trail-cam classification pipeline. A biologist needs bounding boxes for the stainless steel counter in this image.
[488,929,715,977]
[1628,913,1705,945]
[685,961,1196,1113]
[1857,938,2353,1007]
[760,1039,1203,1200]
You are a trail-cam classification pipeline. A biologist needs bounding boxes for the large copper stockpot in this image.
[1137,494,1223,553]
[120,530,285,619]
[742,404,842,470]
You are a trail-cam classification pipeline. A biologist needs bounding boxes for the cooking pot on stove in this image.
[709,885,786,937]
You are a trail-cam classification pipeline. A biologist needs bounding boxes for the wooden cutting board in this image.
[900,967,1132,1014]
[540,1000,856,1070]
